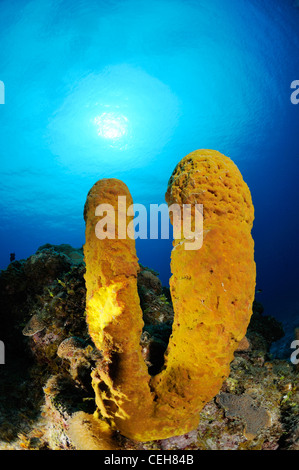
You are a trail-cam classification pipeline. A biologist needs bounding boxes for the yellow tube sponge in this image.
[151,149,256,425]
[83,150,256,442]
[83,178,155,437]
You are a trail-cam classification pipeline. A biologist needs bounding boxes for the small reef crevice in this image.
[138,264,174,376]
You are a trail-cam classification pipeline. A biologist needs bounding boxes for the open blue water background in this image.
[0,0,299,325]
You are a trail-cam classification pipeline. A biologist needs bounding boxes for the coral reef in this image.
[216,392,270,439]
[82,150,256,441]
[0,244,298,450]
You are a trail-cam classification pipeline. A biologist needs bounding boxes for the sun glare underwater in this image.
[1,0,299,326]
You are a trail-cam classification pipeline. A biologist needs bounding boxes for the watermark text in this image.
[0,340,5,364]
[290,340,299,365]
[290,80,299,104]
[94,197,203,250]
[0,81,4,104]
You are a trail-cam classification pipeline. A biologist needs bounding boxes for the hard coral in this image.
[83,150,256,442]
[57,337,101,382]
[22,313,47,336]
[216,392,270,439]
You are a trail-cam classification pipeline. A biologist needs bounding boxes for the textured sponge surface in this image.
[152,150,256,426]
[83,150,256,442]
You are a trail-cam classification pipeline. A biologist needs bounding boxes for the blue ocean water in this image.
[0,0,298,325]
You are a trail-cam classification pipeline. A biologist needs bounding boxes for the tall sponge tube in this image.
[83,178,155,436]
[83,150,256,442]
[151,149,256,428]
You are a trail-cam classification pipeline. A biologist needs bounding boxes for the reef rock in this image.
[0,243,298,450]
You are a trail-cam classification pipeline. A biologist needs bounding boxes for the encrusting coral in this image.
[216,392,270,439]
[83,149,256,442]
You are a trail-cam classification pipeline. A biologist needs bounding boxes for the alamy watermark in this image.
[0,340,4,364]
[94,197,203,250]
[290,340,299,366]
[290,80,299,105]
[0,80,4,104]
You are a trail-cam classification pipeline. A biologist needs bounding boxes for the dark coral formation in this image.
[247,301,284,354]
[0,243,298,450]
[216,392,270,439]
